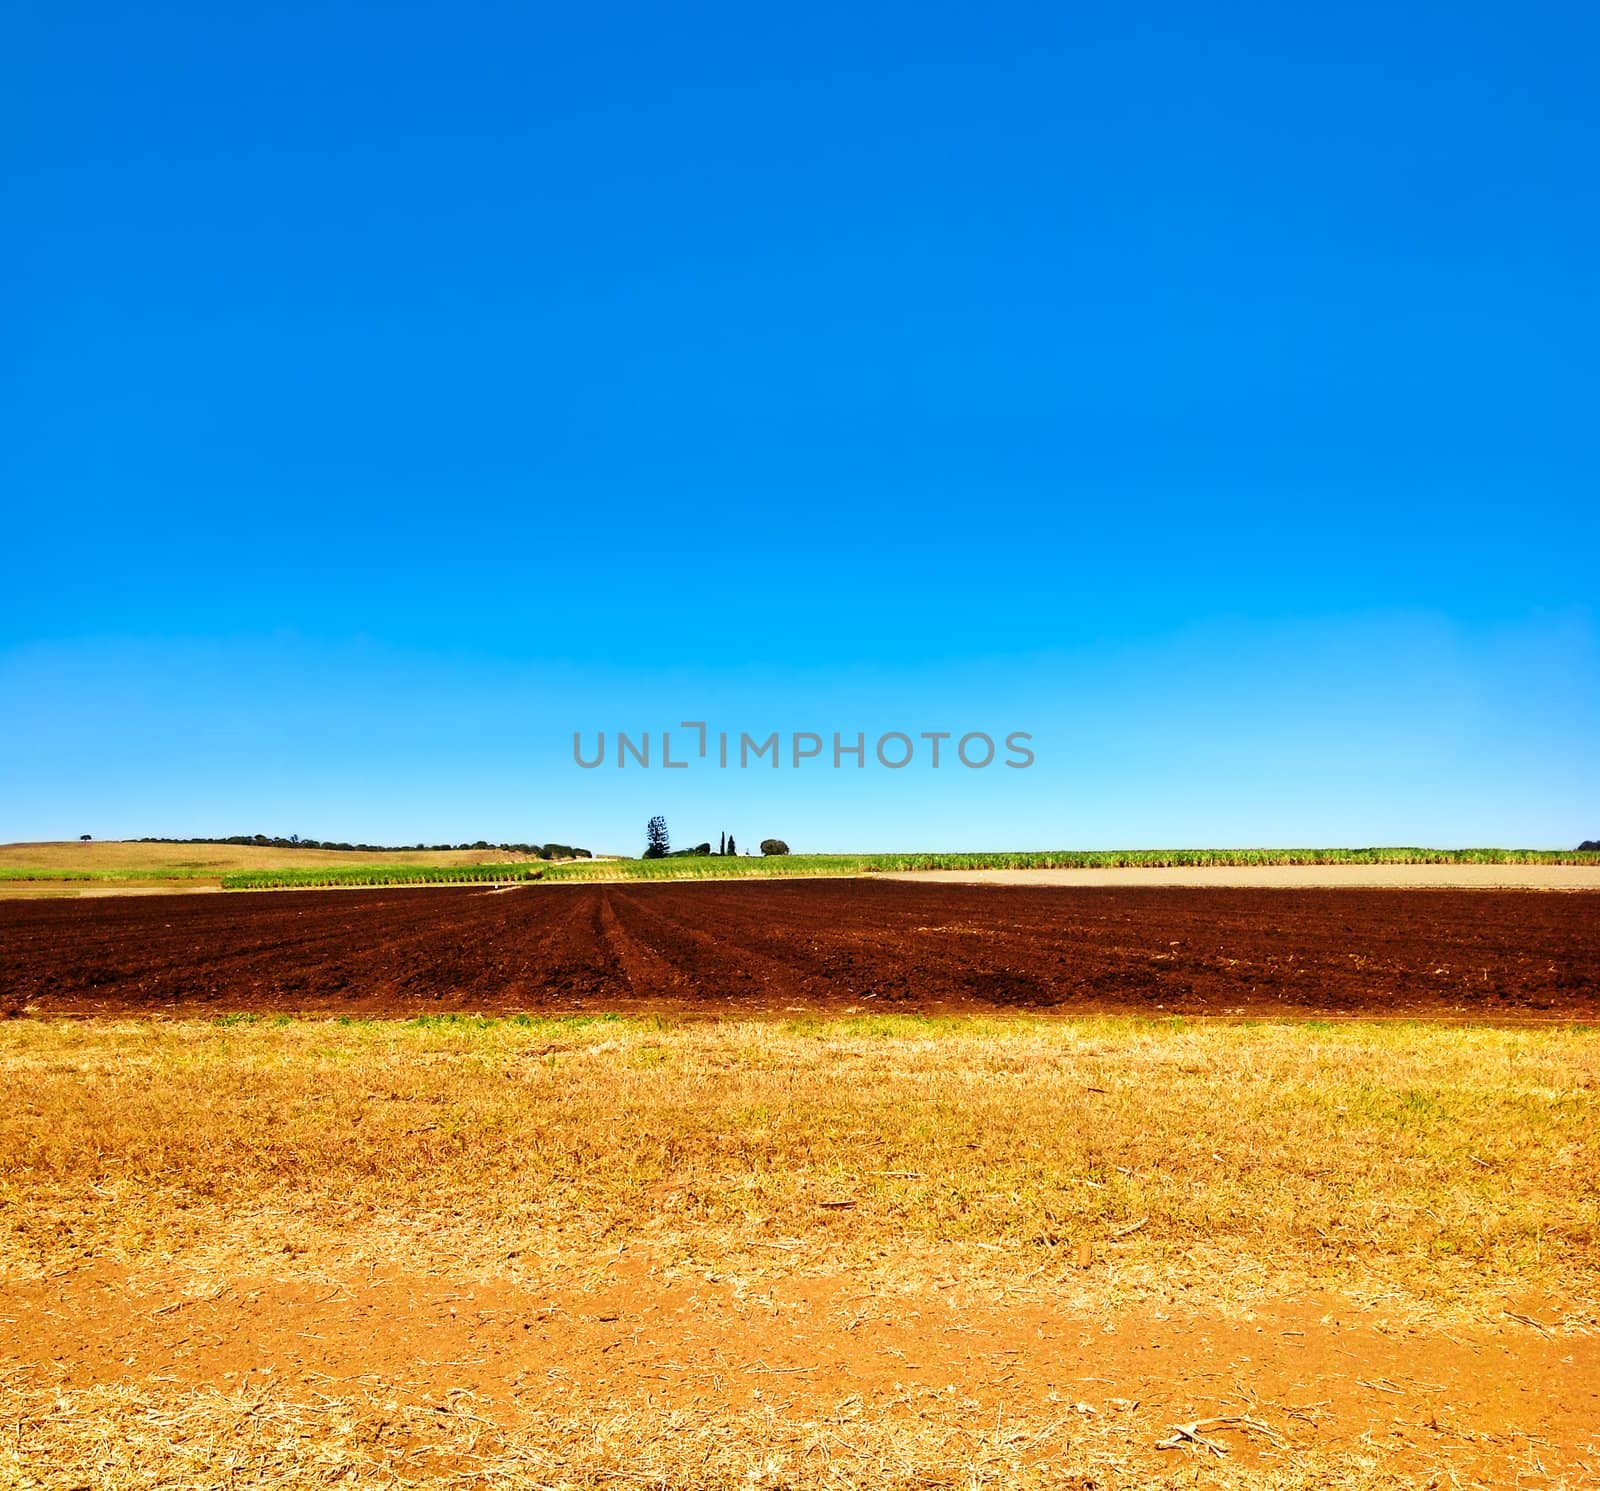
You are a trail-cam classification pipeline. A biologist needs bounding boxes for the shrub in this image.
[760,839,790,856]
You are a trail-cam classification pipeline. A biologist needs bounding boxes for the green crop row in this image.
[167,846,1600,890]
[538,847,1600,882]
[220,864,546,890]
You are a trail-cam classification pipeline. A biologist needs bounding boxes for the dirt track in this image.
[10,1263,1593,1488]
[889,863,1600,888]
[3,880,1596,1019]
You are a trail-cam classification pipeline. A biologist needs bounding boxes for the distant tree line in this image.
[644,818,739,858]
[644,819,796,858]
[135,835,591,859]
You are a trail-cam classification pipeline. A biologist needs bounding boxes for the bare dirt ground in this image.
[7,1261,1594,1488]
[890,864,1600,889]
[3,880,1596,1020]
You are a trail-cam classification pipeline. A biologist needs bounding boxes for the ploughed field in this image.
[3,880,1596,1019]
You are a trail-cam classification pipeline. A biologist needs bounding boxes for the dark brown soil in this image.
[3,881,1596,1020]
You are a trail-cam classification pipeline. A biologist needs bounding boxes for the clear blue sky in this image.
[4,1,1595,851]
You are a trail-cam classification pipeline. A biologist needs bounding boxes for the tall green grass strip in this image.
[211,847,1600,889]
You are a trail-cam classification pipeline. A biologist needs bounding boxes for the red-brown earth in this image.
[2,881,1595,1020]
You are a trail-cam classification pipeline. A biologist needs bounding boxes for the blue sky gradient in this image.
[5,1,1595,851]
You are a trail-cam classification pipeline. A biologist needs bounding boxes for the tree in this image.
[80,833,92,841]
[760,838,790,856]
[644,815,670,859]
[718,831,726,856]
[726,834,736,856]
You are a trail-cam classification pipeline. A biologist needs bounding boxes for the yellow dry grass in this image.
[5,1376,1556,1491]
[2,1014,1596,1488]
[3,1013,1596,1311]
[0,840,538,897]
[0,840,534,874]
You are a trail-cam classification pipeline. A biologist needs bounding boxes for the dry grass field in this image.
[0,841,539,898]
[2,1012,1595,1488]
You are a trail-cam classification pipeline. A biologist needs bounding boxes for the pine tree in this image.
[727,834,736,856]
[644,815,670,859]
[719,831,726,856]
